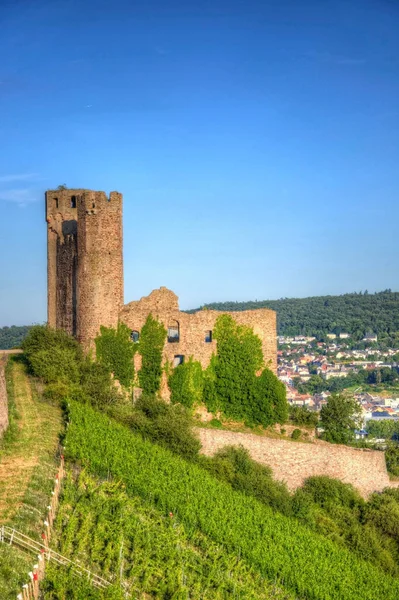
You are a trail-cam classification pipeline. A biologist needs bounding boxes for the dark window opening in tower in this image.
[167,321,180,343]
[173,355,184,367]
[92,202,95,208]
[205,330,212,343]
[131,330,140,343]
[54,197,58,208]
[71,195,77,208]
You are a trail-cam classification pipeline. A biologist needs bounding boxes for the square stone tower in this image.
[45,188,123,349]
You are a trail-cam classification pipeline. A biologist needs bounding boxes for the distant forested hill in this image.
[187,290,399,338]
[0,325,31,349]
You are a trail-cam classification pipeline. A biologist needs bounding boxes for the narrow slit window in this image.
[131,330,140,343]
[173,355,184,367]
[70,195,77,208]
[54,197,59,209]
[205,330,212,343]
[167,321,180,343]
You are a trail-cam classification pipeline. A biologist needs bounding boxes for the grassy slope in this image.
[0,357,62,599]
[64,401,399,600]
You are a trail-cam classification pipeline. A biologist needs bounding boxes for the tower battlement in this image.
[46,188,123,348]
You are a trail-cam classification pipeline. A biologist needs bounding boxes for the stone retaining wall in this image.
[0,357,8,437]
[197,427,391,498]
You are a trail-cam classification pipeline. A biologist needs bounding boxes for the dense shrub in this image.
[22,325,82,364]
[168,357,203,409]
[201,445,292,515]
[127,395,201,460]
[291,428,301,440]
[80,358,120,408]
[138,315,167,396]
[95,322,136,388]
[29,347,80,384]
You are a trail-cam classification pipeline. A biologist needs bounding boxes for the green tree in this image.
[320,394,362,444]
[95,322,136,388]
[138,314,167,396]
[253,368,288,426]
[168,357,203,409]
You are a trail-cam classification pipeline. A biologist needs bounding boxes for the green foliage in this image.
[126,395,201,460]
[189,289,399,340]
[95,322,136,388]
[291,428,301,440]
[22,325,82,364]
[290,405,319,427]
[367,420,399,440]
[210,315,288,427]
[64,400,399,600]
[201,445,292,516]
[254,368,288,426]
[29,347,80,384]
[320,394,362,444]
[212,314,263,421]
[168,357,203,409]
[384,442,399,476]
[138,314,167,396]
[0,325,31,350]
[79,358,120,408]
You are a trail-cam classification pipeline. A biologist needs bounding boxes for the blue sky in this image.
[0,0,398,326]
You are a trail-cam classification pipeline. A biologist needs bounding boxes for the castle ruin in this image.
[46,188,277,376]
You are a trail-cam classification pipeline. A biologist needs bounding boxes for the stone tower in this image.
[45,189,123,349]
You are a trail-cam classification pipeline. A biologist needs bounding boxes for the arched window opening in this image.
[205,330,212,343]
[70,195,77,208]
[173,355,184,367]
[167,321,180,343]
[131,330,140,343]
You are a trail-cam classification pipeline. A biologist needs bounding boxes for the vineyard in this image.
[46,400,399,600]
[43,469,292,599]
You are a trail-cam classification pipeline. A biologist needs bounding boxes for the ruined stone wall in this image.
[197,428,391,498]
[0,357,9,437]
[119,287,277,396]
[76,191,123,349]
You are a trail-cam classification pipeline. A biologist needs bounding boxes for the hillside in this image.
[43,401,399,600]
[0,326,32,350]
[188,290,399,338]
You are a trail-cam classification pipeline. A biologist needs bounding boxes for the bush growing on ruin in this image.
[95,322,136,388]
[168,357,203,409]
[320,394,362,444]
[291,428,301,440]
[138,314,167,396]
[80,358,120,408]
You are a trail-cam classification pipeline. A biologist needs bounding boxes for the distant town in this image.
[278,333,399,433]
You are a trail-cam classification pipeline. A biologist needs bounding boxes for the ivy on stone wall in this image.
[211,314,288,427]
[138,315,167,396]
[168,357,204,409]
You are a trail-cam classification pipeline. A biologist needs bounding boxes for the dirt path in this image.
[0,359,62,522]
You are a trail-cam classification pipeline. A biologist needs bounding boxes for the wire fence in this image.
[0,453,111,599]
